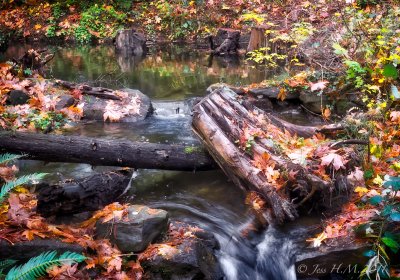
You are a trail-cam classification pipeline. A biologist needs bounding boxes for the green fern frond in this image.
[0,259,17,270]
[5,251,86,280]
[0,173,47,205]
[0,259,17,275]
[0,153,25,165]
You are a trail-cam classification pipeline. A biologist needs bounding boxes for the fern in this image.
[0,173,47,205]
[0,259,17,275]
[0,153,25,165]
[5,251,86,280]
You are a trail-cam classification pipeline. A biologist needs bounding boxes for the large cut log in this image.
[192,87,345,224]
[0,131,216,171]
[37,170,131,217]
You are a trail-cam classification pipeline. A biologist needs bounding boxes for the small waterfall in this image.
[218,226,297,280]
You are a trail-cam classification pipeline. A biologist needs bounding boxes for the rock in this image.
[7,90,30,105]
[295,237,370,279]
[0,239,84,261]
[249,87,300,100]
[83,88,152,122]
[206,83,245,95]
[95,205,169,253]
[140,222,224,280]
[55,94,75,110]
[115,29,146,56]
[299,91,329,114]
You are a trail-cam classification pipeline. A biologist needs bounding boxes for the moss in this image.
[184,146,201,154]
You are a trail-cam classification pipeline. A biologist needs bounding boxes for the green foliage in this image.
[0,153,24,165]
[30,112,65,131]
[358,175,400,280]
[0,173,47,205]
[334,6,400,106]
[52,2,64,19]
[5,251,86,280]
[247,47,287,67]
[0,260,17,276]
[73,4,127,43]
[114,0,132,12]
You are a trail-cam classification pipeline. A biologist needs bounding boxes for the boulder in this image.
[299,91,329,114]
[95,205,169,253]
[115,29,146,56]
[295,237,370,279]
[83,88,152,122]
[7,90,30,105]
[140,222,224,280]
[55,94,75,110]
[0,239,84,261]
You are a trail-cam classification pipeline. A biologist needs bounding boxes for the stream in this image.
[2,44,333,280]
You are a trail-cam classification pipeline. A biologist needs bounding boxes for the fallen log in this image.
[37,170,131,217]
[192,87,354,224]
[0,131,216,171]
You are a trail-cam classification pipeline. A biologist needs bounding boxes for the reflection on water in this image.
[1,44,271,100]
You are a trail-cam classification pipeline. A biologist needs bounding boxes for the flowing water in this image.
[2,44,324,280]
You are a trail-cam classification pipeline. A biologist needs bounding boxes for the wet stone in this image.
[83,88,152,122]
[55,94,75,110]
[95,205,169,253]
[7,90,30,105]
[140,222,224,280]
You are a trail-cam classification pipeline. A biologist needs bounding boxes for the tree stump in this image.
[247,26,268,53]
[210,28,240,55]
[114,29,146,56]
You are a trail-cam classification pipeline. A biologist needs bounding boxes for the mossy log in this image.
[192,87,351,224]
[0,131,216,171]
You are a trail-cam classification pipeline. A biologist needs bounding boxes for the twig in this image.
[330,139,368,148]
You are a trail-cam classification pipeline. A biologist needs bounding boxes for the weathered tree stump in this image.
[114,29,146,56]
[247,26,268,53]
[209,28,240,55]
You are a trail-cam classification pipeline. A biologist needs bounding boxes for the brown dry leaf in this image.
[277,87,287,101]
[309,80,329,91]
[320,152,347,170]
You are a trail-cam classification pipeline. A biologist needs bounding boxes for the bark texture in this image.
[0,131,216,171]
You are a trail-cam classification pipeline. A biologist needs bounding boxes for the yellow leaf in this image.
[354,186,369,196]
[34,24,42,30]
[372,175,383,186]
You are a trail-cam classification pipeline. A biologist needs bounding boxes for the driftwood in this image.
[13,49,54,73]
[0,131,216,171]
[54,80,122,101]
[192,88,347,224]
[37,170,131,217]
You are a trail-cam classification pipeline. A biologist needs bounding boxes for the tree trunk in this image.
[0,131,216,171]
